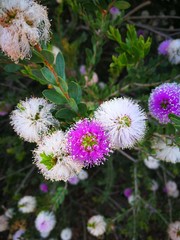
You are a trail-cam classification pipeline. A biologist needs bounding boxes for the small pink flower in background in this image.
[40,183,48,193]
[68,176,80,185]
[79,65,86,75]
[168,221,180,240]
[0,103,11,116]
[109,7,120,16]
[79,65,99,86]
[123,188,133,198]
[165,181,179,198]
[137,29,145,37]
[158,39,172,55]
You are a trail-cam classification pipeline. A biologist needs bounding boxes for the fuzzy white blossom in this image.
[10,98,59,143]
[165,181,179,198]
[0,215,8,232]
[128,194,136,205]
[34,130,83,182]
[168,221,180,240]
[87,215,107,237]
[60,228,72,240]
[35,211,56,238]
[150,180,159,192]
[94,97,147,149]
[144,156,160,169]
[5,208,14,219]
[153,137,180,163]
[18,196,36,213]
[168,39,180,65]
[0,0,50,62]
[78,169,88,180]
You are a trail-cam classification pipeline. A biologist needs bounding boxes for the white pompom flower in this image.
[144,156,160,169]
[168,221,180,240]
[34,130,83,182]
[87,215,107,237]
[78,169,88,180]
[168,39,180,65]
[94,97,147,149]
[0,0,50,62]
[10,97,59,143]
[60,228,72,240]
[35,211,56,238]
[165,181,179,198]
[18,196,36,213]
[152,137,180,163]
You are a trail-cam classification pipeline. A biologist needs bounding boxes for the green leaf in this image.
[42,89,67,104]
[41,67,56,85]
[4,64,21,73]
[78,103,88,116]
[114,1,131,10]
[55,52,66,80]
[68,81,82,104]
[41,50,54,65]
[31,69,47,85]
[69,98,79,112]
[169,114,180,125]
[55,108,77,120]
[40,152,55,170]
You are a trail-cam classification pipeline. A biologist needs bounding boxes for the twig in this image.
[124,1,151,20]
[127,20,170,38]
[0,164,32,181]
[15,166,35,194]
[118,149,138,163]
[127,15,180,20]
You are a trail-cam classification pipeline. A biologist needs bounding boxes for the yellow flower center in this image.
[82,134,97,150]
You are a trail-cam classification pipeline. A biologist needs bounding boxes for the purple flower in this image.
[137,29,145,37]
[39,183,48,193]
[68,176,79,185]
[148,83,180,124]
[79,65,86,75]
[123,188,133,198]
[109,7,120,16]
[158,39,172,55]
[13,229,25,240]
[67,119,111,167]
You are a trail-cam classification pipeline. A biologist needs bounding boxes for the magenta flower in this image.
[67,119,111,167]
[158,39,172,55]
[123,188,133,198]
[148,83,180,124]
[39,183,48,193]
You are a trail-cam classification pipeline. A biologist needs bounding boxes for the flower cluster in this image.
[87,215,107,237]
[0,0,50,62]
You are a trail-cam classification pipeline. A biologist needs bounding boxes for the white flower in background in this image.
[87,215,106,237]
[34,130,83,182]
[78,169,88,180]
[144,156,160,169]
[94,97,147,149]
[60,228,72,240]
[150,180,159,192]
[168,39,180,64]
[52,45,60,62]
[18,196,36,213]
[0,215,8,232]
[5,208,14,219]
[35,211,56,238]
[128,195,136,205]
[168,221,180,240]
[152,137,180,163]
[10,98,59,143]
[165,181,179,198]
[0,0,50,62]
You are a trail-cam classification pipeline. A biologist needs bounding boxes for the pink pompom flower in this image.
[67,119,111,167]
